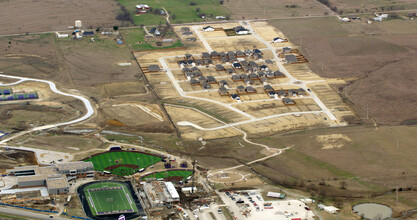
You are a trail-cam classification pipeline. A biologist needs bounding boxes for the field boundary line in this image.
[121,186,135,211]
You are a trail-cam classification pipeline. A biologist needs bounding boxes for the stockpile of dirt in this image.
[0,149,37,171]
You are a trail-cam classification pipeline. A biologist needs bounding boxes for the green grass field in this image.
[84,151,162,176]
[121,28,184,51]
[142,170,193,181]
[117,0,229,25]
[84,182,137,216]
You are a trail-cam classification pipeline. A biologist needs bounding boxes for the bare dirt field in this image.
[0,0,122,35]
[11,134,107,153]
[223,0,329,19]
[269,17,417,125]
[326,0,417,13]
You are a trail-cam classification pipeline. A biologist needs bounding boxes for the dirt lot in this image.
[11,134,107,153]
[269,17,417,125]
[223,0,329,19]
[0,0,122,35]
[0,149,37,172]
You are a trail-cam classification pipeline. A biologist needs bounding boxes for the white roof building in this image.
[164,182,180,200]
[318,204,339,214]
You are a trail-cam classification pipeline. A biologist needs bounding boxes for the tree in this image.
[196,7,200,12]
[219,0,224,4]
[156,41,162,46]
[113,26,119,31]
[96,27,100,32]
[172,14,176,19]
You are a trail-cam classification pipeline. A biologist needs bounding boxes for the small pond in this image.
[353,203,393,219]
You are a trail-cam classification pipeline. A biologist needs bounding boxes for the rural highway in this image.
[0,73,95,144]
[0,206,69,220]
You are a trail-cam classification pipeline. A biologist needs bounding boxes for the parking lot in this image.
[218,190,315,220]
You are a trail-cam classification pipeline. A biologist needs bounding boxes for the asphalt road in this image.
[0,207,69,220]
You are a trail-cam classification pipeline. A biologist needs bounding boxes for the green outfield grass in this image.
[117,0,229,25]
[84,182,137,216]
[84,151,162,176]
[142,170,193,181]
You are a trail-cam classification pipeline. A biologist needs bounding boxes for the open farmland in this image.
[324,0,417,13]
[117,0,229,25]
[0,0,122,35]
[223,0,329,19]
[269,17,417,125]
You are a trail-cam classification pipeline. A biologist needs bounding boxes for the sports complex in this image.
[84,150,162,176]
[78,181,144,220]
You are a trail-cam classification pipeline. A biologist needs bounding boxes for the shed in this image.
[285,54,298,64]
[148,65,161,72]
[318,204,339,214]
[162,39,173,43]
[83,31,94,36]
[267,192,286,199]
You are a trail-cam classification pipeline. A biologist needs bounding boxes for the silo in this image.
[75,20,82,28]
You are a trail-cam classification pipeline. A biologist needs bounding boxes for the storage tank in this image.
[75,20,82,28]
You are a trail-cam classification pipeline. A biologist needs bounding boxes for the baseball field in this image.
[84,151,162,176]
